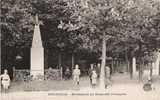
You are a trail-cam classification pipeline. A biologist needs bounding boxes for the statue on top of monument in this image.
[35,14,39,25]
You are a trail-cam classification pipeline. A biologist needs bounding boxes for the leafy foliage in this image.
[1,0,160,62]
[58,0,160,57]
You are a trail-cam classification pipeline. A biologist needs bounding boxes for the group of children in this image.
[72,64,100,88]
[0,65,93,92]
[0,64,102,92]
[72,63,112,88]
[1,65,155,92]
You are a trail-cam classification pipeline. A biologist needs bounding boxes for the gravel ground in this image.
[1,73,160,100]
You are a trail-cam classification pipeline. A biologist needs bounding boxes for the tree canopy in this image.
[1,0,160,60]
[58,0,160,61]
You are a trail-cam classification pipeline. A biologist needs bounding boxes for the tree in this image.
[58,0,134,89]
[1,0,35,47]
[59,0,160,85]
[120,0,160,80]
[1,0,160,81]
[1,0,86,69]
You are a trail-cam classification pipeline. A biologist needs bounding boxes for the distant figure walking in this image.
[73,64,81,85]
[0,69,10,93]
[91,70,97,88]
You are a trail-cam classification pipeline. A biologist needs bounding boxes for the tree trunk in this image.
[71,53,75,72]
[58,52,63,79]
[139,64,143,81]
[111,59,114,74]
[125,48,129,72]
[44,49,49,69]
[99,33,106,89]
[128,49,132,79]
[129,58,132,79]
[138,41,143,81]
[58,52,62,68]
[150,62,153,77]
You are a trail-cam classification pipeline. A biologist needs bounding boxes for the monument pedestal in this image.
[31,48,44,77]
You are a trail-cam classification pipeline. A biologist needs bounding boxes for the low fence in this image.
[13,68,62,82]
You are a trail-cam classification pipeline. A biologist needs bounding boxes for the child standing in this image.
[91,70,97,88]
[0,69,10,93]
[65,67,71,80]
[73,64,81,85]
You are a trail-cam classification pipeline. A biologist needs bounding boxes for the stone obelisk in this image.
[31,15,44,78]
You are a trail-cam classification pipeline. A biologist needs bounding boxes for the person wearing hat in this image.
[91,70,97,88]
[0,69,11,93]
[73,64,81,85]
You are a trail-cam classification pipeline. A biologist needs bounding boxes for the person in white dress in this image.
[91,70,97,88]
[0,69,10,92]
[73,64,81,85]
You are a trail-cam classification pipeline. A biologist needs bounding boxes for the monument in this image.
[31,15,44,78]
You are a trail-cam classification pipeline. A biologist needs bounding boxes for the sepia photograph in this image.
[1,0,160,100]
